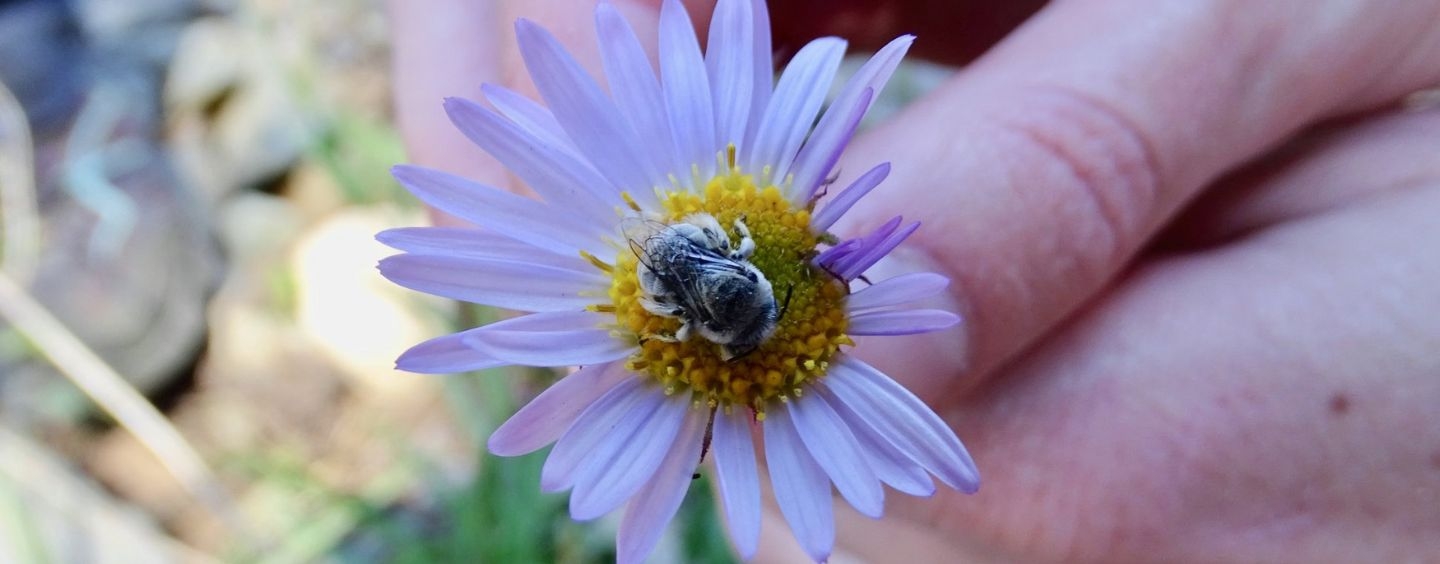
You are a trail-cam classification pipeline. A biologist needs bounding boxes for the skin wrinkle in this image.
[984,83,1162,273]
[1162,108,1440,249]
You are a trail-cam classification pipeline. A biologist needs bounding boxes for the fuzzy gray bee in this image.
[629,213,779,360]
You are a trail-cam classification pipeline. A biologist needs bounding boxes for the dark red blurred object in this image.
[768,0,1047,65]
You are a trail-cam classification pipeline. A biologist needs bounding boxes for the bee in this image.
[628,213,779,361]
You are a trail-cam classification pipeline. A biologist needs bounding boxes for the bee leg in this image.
[639,296,681,318]
[719,343,757,362]
[674,322,694,342]
[648,332,680,343]
[731,218,756,260]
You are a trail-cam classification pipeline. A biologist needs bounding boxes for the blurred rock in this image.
[0,0,85,129]
[0,427,196,564]
[283,158,349,222]
[72,0,197,69]
[24,147,219,394]
[1,82,221,423]
[72,0,195,42]
[166,17,318,203]
[216,191,303,263]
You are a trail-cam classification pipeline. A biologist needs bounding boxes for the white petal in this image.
[390,165,608,256]
[789,392,884,517]
[515,19,663,197]
[825,356,980,493]
[444,97,621,227]
[659,0,717,184]
[705,0,754,147]
[541,378,656,491]
[488,362,631,456]
[764,407,835,562]
[846,272,951,314]
[712,409,761,558]
[811,161,889,231]
[820,386,935,496]
[848,309,962,336]
[377,254,606,312]
[617,405,708,564]
[747,38,846,183]
[463,311,634,367]
[569,393,689,520]
[376,227,595,271]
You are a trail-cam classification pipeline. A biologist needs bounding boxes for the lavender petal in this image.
[847,309,961,336]
[705,0,755,147]
[747,38,846,185]
[569,393,688,520]
[378,254,605,312]
[815,215,902,278]
[395,328,506,374]
[792,35,914,203]
[836,218,920,281]
[463,311,634,367]
[596,3,674,207]
[765,407,835,562]
[541,378,654,492]
[712,409,761,558]
[488,362,631,456]
[789,87,872,206]
[376,227,600,271]
[515,19,662,198]
[789,392,885,518]
[390,165,605,256]
[811,161,889,231]
[480,83,584,158]
[825,356,980,493]
[846,272,951,314]
[819,385,936,496]
[741,0,772,149]
[444,97,621,227]
[659,0,717,184]
[616,406,707,564]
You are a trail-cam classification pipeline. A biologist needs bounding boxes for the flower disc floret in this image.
[605,171,851,413]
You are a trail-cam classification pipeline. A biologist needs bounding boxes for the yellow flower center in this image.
[596,166,851,416]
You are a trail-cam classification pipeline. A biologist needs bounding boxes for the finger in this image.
[1161,104,1440,249]
[389,0,506,181]
[389,0,713,182]
[838,0,1440,397]
[856,98,1440,560]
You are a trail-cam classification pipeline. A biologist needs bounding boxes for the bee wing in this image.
[620,217,668,244]
[671,247,755,325]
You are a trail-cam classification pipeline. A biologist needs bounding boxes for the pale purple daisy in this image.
[377,0,979,562]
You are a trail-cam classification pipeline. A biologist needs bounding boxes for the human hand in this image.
[389,0,1440,561]
[793,1,1440,561]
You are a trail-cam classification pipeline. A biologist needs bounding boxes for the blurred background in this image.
[0,0,952,562]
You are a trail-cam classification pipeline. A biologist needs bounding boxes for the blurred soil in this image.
[0,0,476,559]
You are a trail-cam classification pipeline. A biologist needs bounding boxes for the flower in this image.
[377,0,979,561]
